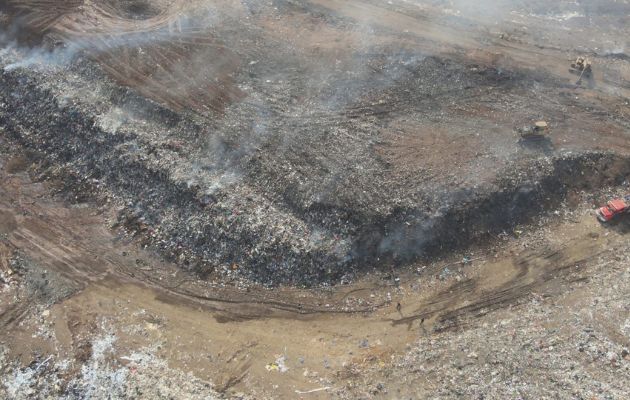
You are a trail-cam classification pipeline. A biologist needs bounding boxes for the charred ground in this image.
[0,0,629,285]
[1,1,630,399]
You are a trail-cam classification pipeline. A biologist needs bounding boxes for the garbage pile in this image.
[1,1,629,286]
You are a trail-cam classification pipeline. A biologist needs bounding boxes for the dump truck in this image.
[595,195,630,222]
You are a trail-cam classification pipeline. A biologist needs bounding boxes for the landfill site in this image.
[0,0,629,398]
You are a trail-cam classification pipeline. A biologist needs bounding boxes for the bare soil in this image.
[0,1,629,399]
[0,136,629,399]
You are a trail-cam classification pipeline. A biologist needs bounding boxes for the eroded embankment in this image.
[1,67,629,286]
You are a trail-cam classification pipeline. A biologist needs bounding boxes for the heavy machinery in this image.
[570,57,592,84]
[519,121,549,140]
[595,196,630,222]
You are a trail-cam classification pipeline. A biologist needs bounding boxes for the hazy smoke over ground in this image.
[1,0,628,276]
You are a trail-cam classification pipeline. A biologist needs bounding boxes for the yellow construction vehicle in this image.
[570,57,592,84]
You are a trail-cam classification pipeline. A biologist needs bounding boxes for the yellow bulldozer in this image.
[570,57,592,84]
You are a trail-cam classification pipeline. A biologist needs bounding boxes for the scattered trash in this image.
[439,267,451,280]
[1,4,630,400]
[34,355,53,373]
[265,355,289,373]
[295,386,334,394]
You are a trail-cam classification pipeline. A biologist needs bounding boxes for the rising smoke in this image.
[1,0,627,270]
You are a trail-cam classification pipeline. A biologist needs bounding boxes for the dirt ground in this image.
[1,138,629,399]
[0,0,629,399]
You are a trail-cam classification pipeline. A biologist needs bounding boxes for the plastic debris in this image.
[265,355,288,373]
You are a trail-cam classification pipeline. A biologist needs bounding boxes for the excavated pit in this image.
[1,0,629,286]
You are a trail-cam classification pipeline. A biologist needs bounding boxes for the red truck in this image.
[596,196,630,222]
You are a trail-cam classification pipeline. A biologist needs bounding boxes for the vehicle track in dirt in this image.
[392,240,604,332]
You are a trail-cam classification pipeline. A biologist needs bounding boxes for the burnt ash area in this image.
[1,0,629,286]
